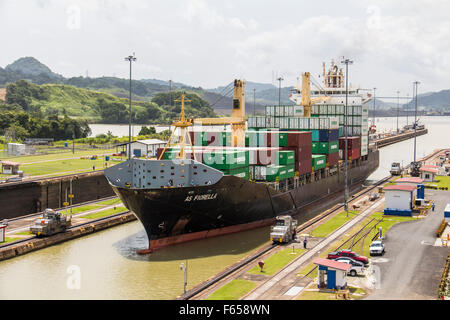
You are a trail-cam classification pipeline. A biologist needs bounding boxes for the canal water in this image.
[0,116,448,299]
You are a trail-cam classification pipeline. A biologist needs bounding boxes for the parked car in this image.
[369,240,385,256]
[335,257,365,276]
[327,249,369,265]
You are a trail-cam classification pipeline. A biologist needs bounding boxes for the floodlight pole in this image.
[277,77,284,107]
[341,57,353,217]
[413,81,420,163]
[125,54,137,160]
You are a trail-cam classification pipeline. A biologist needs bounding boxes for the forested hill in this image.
[0,57,266,114]
[3,80,216,124]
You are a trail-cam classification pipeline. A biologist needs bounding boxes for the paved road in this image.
[367,189,449,300]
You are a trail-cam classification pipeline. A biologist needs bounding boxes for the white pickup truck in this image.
[335,257,366,276]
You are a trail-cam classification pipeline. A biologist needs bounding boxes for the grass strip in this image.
[310,210,359,238]
[206,279,257,300]
[247,248,306,276]
[96,198,123,206]
[81,206,128,219]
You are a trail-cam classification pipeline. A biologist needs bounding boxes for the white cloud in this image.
[0,0,450,94]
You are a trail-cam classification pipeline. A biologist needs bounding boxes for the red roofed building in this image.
[420,167,438,182]
[313,258,351,290]
[384,184,416,216]
[395,177,424,185]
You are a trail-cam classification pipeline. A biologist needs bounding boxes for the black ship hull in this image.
[109,150,379,252]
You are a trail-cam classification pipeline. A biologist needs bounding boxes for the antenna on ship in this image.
[158,92,196,160]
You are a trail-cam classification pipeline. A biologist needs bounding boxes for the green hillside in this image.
[4,80,216,124]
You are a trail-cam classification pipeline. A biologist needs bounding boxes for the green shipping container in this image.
[275,132,288,147]
[220,132,231,146]
[195,132,208,146]
[222,166,250,180]
[276,150,295,165]
[312,142,320,154]
[318,141,339,154]
[312,155,326,171]
[264,164,282,182]
[282,164,295,180]
[203,150,249,170]
[245,131,258,147]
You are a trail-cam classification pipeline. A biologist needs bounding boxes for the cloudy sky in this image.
[0,0,449,99]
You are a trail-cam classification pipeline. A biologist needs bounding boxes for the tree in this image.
[138,126,156,135]
[97,98,128,123]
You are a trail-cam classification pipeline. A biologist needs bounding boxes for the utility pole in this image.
[413,81,420,163]
[169,79,173,106]
[372,87,376,126]
[406,93,409,126]
[125,54,137,161]
[277,77,284,107]
[396,91,400,133]
[341,57,353,217]
[253,88,256,116]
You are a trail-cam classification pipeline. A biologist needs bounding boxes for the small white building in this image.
[7,143,25,156]
[1,161,21,175]
[384,184,416,216]
[119,139,167,158]
[420,167,439,182]
[0,224,6,243]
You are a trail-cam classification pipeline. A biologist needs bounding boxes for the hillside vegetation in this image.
[5,80,216,124]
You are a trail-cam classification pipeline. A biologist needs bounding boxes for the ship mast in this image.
[158,92,196,160]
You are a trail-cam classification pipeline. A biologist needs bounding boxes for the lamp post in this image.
[372,87,376,126]
[180,260,188,294]
[413,81,420,163]
[341,57,353,217]
[125,54,137,160]
[396,91,400,133]
[253,88,256,116]
[277,77,284,107]
[406,93,409,126]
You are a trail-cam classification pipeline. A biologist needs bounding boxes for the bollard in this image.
[258,261,265,273]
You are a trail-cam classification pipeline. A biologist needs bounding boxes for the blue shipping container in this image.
[318,129,339,142]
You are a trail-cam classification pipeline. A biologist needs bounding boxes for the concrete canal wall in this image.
[0,212,136,262]
[0,171,115,220]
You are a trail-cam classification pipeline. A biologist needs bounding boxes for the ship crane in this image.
[158,92,197,160]
[194,79,247,147]
[300,72,331,117]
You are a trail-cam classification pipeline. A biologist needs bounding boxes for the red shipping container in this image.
[188,131,195,144]
[287,131,312,147]
[326,152,339,166]
[340,148,361,160]
[295,158,312,175]
[256,147,277,165]
[282,146,312,161]
[339,137,360,150]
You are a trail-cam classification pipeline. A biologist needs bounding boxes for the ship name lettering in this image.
[184,193,217,202]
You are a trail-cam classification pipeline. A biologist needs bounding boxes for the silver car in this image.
[369,240,385,256]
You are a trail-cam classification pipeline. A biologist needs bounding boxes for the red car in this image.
[327,249,369,265]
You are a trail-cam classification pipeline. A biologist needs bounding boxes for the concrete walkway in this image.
[243,199,385,300]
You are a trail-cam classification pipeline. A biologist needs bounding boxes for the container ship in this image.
[104,61,379,253]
